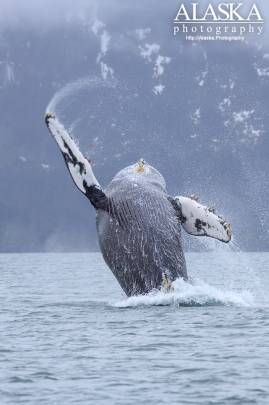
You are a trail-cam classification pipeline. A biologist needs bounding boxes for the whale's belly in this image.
[96,187,187,296]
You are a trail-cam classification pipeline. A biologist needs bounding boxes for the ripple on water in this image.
[0,252,269,405]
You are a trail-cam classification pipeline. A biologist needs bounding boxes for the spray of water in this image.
[113,277,254,308]
[45,76,118,116]
[112,236,266,309]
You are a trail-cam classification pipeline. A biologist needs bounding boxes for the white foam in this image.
[113,278,254,308]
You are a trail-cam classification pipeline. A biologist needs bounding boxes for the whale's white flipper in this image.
[172,196,232,243]
[45,112,107,210]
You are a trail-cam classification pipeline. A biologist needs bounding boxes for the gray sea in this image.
[0,251,269,405]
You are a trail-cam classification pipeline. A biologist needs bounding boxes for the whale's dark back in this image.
[96,172,187,296]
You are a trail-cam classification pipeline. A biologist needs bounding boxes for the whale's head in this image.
[111,158,166,192]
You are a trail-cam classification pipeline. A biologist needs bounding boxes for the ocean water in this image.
[0,252,269,405]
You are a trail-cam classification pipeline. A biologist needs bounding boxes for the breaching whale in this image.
[45,113,232,296]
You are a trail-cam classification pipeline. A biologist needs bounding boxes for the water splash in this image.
[113,278,254,308]
[45,76,118,116]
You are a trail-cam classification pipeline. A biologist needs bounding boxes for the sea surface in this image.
[0,252,269,405]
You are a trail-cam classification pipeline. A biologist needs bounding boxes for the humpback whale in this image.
[45,113,232,296]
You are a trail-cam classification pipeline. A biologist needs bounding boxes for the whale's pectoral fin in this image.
[170,195,232,243]
[45,112,108,211]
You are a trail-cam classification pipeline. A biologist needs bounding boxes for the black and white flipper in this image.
[171,196,232,243]
[45,112,108,210]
